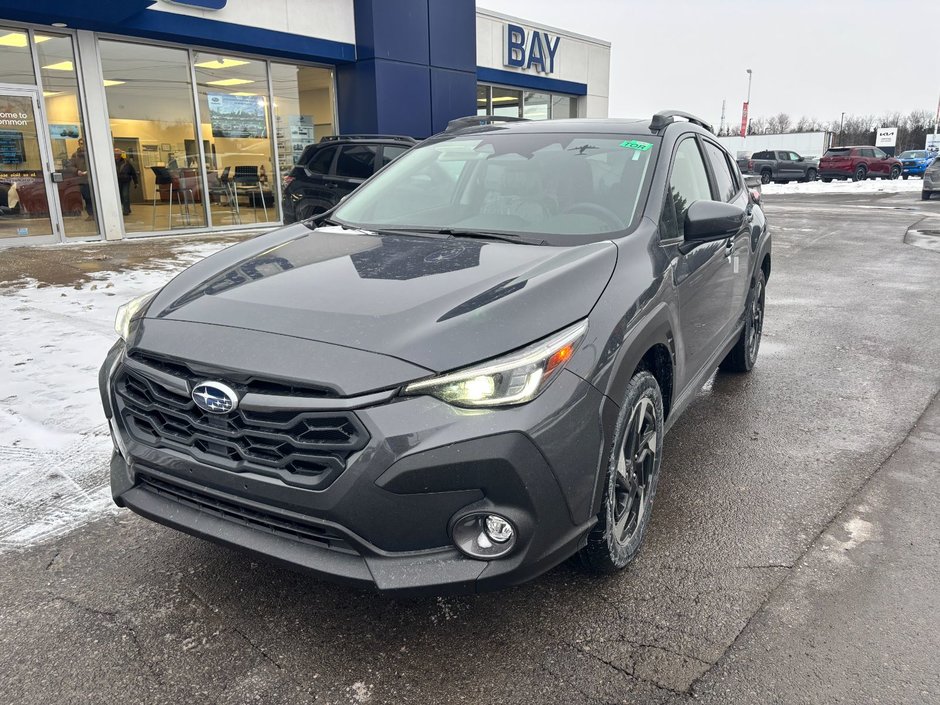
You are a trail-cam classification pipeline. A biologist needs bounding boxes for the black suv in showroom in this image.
[101,111,770,595]
[282,134,416,223]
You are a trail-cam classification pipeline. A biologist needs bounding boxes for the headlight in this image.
[114,290,158,341]
[402,320,588,408]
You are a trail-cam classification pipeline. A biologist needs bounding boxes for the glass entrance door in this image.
[0,89,59,244]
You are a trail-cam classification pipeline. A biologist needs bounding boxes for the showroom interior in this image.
[0,0,610,247]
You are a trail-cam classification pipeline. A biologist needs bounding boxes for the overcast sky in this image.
[481,0,940,128]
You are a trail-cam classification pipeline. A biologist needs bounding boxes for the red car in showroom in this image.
[818,146,902,182]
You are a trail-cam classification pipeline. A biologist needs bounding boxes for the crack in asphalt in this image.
[52,596,163,684]
[565,640,686,697]
[181,582,318,699]
[685,384,940,697]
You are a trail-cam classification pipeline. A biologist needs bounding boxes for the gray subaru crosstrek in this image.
[100,111,771,595]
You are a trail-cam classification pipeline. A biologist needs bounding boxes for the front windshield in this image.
[332,131,658,240]
[900,151,928,159]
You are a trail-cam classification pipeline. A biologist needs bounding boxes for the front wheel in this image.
[924,191,933,201]
[902,174,909,180]
[720,269,766,373]
[579,371,664,574]
[889,166,901,180]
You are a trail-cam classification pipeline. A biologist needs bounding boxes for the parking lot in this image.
[1,188,939,704]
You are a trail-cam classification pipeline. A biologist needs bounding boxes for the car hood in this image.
[145,224,617,375]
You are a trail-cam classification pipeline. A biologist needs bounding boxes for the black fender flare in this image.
[587,302,678,519]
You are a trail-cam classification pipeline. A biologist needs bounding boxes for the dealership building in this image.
[0,0,610,247]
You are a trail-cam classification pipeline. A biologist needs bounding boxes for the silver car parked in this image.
[923,158,940,200]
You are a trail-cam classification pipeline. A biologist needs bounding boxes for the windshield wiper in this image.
[395,227,545,245]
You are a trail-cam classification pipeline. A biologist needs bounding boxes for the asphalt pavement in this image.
[1,192,939,704]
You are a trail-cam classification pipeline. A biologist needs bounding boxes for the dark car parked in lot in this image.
[818,146,902,182]
[282,135,416,223]
[743,149,819,184]
[101,111,771,595]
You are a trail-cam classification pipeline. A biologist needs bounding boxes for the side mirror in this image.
[682,201,746,251]
[797,156,804,162]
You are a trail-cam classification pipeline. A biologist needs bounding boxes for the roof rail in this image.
[649,110,713,134]
[445,115,528,133]
[319,134,418,144]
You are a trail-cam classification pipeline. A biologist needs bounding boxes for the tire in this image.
[579,371,664,574]
[852,165,867,182]
[719,269,766,373]
[902,175,909,180]
[889,166,901,180]
[295,202,326,222]
[760,170,772,185]
[804,168,817,183]
[924,191,932,201]
[822,178,832,183]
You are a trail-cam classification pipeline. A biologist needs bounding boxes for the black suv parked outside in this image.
[101,112,770,595]
[282,135,416,223]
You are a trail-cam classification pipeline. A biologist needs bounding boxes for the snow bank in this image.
[761,177,924,196]
[0,241,231,550]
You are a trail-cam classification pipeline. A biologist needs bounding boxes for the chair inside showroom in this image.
[233,165,268,223]
[150,166,178,230]
[211,166,240,224]
[176,168,199,227]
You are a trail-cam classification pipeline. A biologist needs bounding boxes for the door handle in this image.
[724,239,735,257]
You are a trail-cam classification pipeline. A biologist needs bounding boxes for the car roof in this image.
[441,117,714,139]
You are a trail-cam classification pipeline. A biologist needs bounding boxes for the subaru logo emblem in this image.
[192,381,239,414]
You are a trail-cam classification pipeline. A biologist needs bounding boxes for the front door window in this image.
[0,92,56,242]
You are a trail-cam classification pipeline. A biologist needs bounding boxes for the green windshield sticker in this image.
[620,139,653,151]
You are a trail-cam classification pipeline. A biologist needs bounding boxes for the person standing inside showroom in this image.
[67,138,94,221]
[114,148,139,216]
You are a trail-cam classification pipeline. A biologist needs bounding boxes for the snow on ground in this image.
[0,240,231,551]
[761,176,925,196]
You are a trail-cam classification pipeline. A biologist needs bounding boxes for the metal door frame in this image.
[0,83,63,246]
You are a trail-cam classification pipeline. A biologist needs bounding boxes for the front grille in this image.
[114,359,369,490]
[129,350,337,398]
[138,472,359,554]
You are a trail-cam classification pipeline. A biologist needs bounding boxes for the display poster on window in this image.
[206,93,267,139]
[48,124,80,139]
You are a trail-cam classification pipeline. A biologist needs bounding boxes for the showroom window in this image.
[0,26,37,85]
[476,84,579,120]
[99,40,206,233]
[36,32,98,239]
[194,51,278,226]
[271,62,336,187]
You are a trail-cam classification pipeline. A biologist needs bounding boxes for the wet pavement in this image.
[1,192,939,704]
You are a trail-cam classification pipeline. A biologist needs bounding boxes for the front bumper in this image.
[101,342,608,595]
[902,164,928,175]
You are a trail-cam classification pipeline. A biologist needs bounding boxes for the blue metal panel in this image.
[428,0,476,71]
[375,60,432,137]
[477,67,587,96]
[430,67,477,134]
[336,60,378,134]
[0,0,154,25]
[355,0,428,65]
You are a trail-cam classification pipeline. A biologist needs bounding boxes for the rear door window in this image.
[702,140,738,202]
[380,145,409,168]
[336,145,379,179]
[307,146,337,175]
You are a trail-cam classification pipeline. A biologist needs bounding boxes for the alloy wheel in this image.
[611,397,657,545]
[747,279,765,360]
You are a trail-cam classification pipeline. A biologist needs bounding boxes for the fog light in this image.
[451,512,517,560]
[485,515,513,543]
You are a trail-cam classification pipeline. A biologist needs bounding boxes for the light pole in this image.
[839,111,845,147]
[741,68,753,144]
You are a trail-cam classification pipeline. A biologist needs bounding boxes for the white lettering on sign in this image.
[504,24,560,74]
[0,111,30,126]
